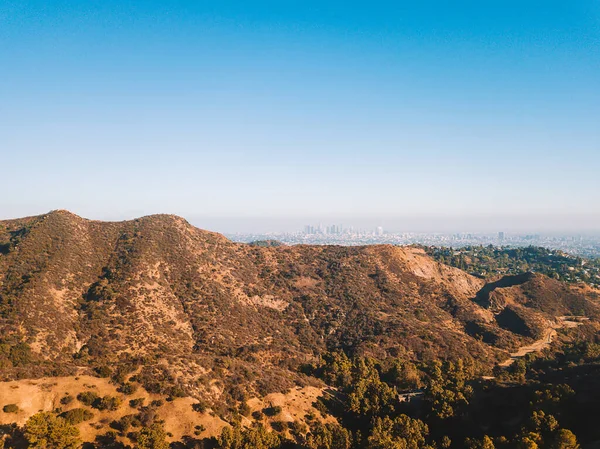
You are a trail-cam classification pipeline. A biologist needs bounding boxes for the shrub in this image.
[288,421,308,438]
[77,391,99,406]
[3,404,19,413]
[167,385,186,399]
[271,421,288,432]
[118,383,138,395]
[110,414,141,433]
[150,399,164,408]
[262,405,282,417]
[137,407,158,426]
[60,408,94,425]
[94,395,122,411]
[239,402,251,416]
[192,400,208,413]
[129,398,145,408]
[95,366,112,378]
[60,395,74,406]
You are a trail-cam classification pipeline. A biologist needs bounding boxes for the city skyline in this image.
[226,224,600,259]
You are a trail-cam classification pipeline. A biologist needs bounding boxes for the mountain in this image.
[0,210,597,404]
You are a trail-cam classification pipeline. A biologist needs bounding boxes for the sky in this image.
[1,1,599,233]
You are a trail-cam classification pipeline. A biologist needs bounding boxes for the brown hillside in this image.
[0,210,597,407]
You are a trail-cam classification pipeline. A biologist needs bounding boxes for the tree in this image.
[136,423,169,449]
[306,422,352,449]
[368,415,430,449]
[24,412,80,449]
[551,429,579,449]
[465,436,495,449]
[217,424,281,449]
[515,433,541,449]
[481,436,495,449]
[425,360,475,420]
[318,352,353,388]
[386,360,421,390]
[347,376,397,417]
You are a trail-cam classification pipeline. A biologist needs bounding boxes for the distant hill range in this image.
[0,210,598,400]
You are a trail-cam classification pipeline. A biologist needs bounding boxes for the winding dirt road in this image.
[498,317,586,367]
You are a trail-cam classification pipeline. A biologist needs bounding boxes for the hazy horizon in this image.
[1,208,599,235]
[2,1,599,230]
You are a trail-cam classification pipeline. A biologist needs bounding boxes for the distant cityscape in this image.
[227,224,600,258]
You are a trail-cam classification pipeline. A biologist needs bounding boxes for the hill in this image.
[1,211,599,447]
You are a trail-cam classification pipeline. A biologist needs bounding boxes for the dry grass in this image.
[0,376,227,442]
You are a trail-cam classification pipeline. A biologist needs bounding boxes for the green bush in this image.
[263,405,282,417]
[77,391,99,406]
[77,392,121,411]
[118,382,138,395]
[24,412,80,449]
[110,414,141,433]
[3,404,19,413]
[60,395,74,406]
[192,400,207,413]
[95,366,112,378]
[60,408,94,425]
[129,398,145,408]
[94,395,122,411]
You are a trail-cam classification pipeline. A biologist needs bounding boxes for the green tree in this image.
[24,412,80,449]
[60,408,94,425]
[217,424,281,449]
[465,436,495,449]
[136,423,169,449]
[515,432,541,449]
[386,360,421,390]
[347,376,397,417]
[551,429,579,449]
[306,422,352,449]
[425,359,475,420]
[368,415,430,449]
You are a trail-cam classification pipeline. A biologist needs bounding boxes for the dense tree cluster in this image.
[24,412,80,449]
[425,245,600,288]
[1,339,597,449]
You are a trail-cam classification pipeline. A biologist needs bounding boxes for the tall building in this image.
[498,231,505,242]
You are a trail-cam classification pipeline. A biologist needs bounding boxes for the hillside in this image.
[1,211,599,447]
[1,212,597,384]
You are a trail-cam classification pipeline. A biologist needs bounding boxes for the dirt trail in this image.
[498,317,586,367]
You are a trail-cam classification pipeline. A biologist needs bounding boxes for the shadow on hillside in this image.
[474,273,534,306]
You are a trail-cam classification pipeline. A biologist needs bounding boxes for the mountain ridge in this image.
[0,210,597,403]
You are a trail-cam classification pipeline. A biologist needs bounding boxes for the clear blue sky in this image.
[1,1,599,232]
